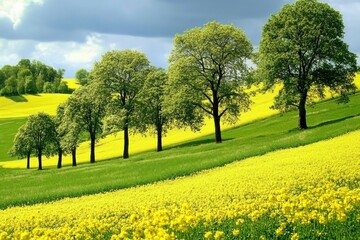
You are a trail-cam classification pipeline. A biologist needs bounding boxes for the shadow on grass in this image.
[165,137,234,150]
[308,113,360,129]
[286,113,360,132]
[5,95,28,102]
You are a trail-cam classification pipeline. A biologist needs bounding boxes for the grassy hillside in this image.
[0,79,77,161]
[1,129,359,239]
[0,94,70,119]
[0,75,359,166]
[0,118,27,161]
[0,91,359,209]
[62,78,80,90]
[0,86,279,165]
[0,79,78,119]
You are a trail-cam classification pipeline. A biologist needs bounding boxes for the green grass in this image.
[0,117,27,161]
[176,209,360,239]
[0,93,359,209]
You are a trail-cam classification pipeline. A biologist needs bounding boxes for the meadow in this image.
[0,80,279,166]
[0,91,359,210]
[0,76,359,239]
[0,129,359,239]
[1,74,359,167]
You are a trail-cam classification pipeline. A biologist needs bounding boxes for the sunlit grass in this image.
[62,78,80,90]
[0,94,70,118]
[0,79,78,119]
[1,130,359,239]
[1,74,359,167]
[0,91,359,209]
[1,88,279,168]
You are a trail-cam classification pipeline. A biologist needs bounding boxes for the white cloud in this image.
[0,33,173,77]
[64,34,103,64]
[0,0,44,28]
[0,38,30,67]
[30,33,104,75]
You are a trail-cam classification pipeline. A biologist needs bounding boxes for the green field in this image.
[0,118,27,161]
[1,129,359,239]
[0,92,359,209]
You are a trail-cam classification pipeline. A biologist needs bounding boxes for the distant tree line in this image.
[0,59,71,96]
[9,0,358,170]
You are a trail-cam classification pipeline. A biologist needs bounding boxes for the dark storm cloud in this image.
[0,0,286,42]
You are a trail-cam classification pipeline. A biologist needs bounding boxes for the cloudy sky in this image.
[0,0,359,78]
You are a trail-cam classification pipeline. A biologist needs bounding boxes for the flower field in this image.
[1,130,360,239]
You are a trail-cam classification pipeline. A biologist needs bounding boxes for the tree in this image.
[17,69,32,94]
[22,113,56,170]
[138,67,171,152]
[18,59,31,69]
[58,101,82,167]
[0,70,5,89]
[54,104,66,168]
[36,75,45,93]
[168,21,253,143]
[57,81,71,93]
[17,78,25,95]
[25,76,37,94]
[93,50,150,159]
[60,121,82,167]
[9,124,33,169]
[43,82,55,93]
[3,76,18,95]
[64,83,109,163]
[257,0,357,129]
[75,68,90,86]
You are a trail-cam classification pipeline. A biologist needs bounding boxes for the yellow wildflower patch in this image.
[62,78,80,90]
[0,130,359,239]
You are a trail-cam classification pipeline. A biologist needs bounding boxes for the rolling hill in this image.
[0,75,359,168]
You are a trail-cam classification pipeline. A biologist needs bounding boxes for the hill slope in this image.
[1,129,359,239]
[1,74,359,166]
[0,91,359,209]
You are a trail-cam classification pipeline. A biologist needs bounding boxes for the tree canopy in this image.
[9,124,33,169]
[13,113,57,170]
[168,21,253,143]
[93,49,150,159]
[257,0,357,129]
[138,67,171,151]
[64,82,109,163]
[75,68,90,86]
[0,59,67,96]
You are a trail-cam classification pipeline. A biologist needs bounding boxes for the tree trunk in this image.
[26,152,30,169]
[213,114,222,143]
[90,133,96,163]
[123,125,129,159]
[38,149,42,170]
[57,148,63,169]
[212,93,222,143]
[72,147,77,167]
[157,124,163,152]
[298,92,308,129]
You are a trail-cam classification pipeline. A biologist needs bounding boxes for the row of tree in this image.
[10,0,358,169]
[0,59,71,96]
[9,65,170,169]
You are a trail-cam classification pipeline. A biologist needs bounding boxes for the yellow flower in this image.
[214,230,224,239]
[318,214,326,224]
[20,232,31,240]
[291,233,299,240]
[0,232,8,240]
[236,218,245,225]
[232,229,240,236]
[0,130,359,239]
[204,231,213,239]
[275,227,283,236]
